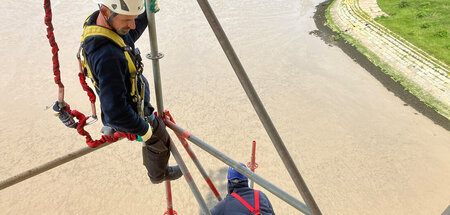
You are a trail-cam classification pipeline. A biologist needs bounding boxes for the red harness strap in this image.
[231,190,260,215]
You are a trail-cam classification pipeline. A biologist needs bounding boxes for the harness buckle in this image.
[123,46,132,52]
[131,48,144,74]
[132,95,139,103]
[133,48,142,62]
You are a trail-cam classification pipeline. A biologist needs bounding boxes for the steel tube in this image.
[145,5,211,214]
[249,140,256,189]
[145,5,164,115]
[165,121,311,215]
[165,181,174,215]
[0,142,114,190]
[169,141,211,215]
[194,1,321,214]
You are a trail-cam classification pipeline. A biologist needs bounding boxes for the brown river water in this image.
[1,0,449,214]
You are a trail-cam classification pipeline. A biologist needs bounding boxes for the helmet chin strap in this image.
[107,12,118,24]
[98,4,118,28]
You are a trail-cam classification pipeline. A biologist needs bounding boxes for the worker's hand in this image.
[149,0,159,13]
[137,122,153,142]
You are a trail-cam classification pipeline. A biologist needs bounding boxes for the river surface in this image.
[1,0,449,214]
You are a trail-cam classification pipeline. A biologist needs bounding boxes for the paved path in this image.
[359,0,386,18]
[330,0,450,118]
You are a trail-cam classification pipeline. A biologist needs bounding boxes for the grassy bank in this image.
[324,0,450,119]
[375,0,450,66]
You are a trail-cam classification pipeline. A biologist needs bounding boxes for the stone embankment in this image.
[329,0,450,118]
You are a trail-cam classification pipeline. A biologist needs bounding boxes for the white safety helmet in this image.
[94,0,145,16]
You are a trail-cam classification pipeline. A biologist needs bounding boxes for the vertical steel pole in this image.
[165,181,174,215]
[145,4,210,214]
[145,6,172,215]
[249,140,257,189]
[194,1,321,214]
[145,4,164,116]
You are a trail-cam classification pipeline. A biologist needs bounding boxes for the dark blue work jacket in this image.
[210,181,275,215]
[82,10,153,136]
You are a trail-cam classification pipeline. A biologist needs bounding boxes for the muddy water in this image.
[1,0,449,214]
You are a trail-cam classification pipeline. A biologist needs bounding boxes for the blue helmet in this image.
[227,163,248,181]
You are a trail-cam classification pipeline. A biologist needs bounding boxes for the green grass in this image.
[375,0,450,66]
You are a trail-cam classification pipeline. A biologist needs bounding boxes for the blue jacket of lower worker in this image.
[82,10,153,136]
[210,180,275,215]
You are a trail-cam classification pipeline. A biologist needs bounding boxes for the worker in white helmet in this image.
[78,0,182,184]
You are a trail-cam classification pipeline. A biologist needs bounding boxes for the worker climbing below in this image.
[210,163,275,215]
[78,0,182,184]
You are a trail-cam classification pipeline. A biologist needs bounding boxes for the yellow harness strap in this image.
[78,13,146,117]
[80,25,139,97]
[78,16,147,118]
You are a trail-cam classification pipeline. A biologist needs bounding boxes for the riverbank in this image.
[320,0,450,122]
[312,0,450,130]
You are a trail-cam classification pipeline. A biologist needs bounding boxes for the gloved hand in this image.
[137,122,153,142]
[149,0,159,13]
[136,136,143,142]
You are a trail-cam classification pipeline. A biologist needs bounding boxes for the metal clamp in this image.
[163,210,178,215]
[146,52,164,60]
[247,162,259,170]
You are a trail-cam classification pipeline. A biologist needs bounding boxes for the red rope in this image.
[44,0,136,147]
[44,0,64,101]
[78,71,96,104]
[58,102,137,148]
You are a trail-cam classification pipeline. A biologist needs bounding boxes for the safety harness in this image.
[78,14,146,117]
[44,0,161,147]
[44,0,137,147]
[231,190,261,215]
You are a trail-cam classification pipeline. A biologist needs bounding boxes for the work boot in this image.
[164,165,183,181]
[151,166,183,184]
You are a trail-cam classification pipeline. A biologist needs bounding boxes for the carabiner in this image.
[86,115,98,125]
